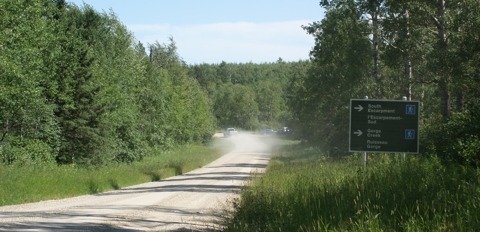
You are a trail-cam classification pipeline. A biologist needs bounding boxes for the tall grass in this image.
[226,142,480,231]
[0,138,233,206]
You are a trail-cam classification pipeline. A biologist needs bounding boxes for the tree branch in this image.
[381,36,405,53]
[415,78,439,85]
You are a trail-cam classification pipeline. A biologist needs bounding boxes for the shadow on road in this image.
[207,162,267,169]
[0,133,271,231]
[0,204,229,231]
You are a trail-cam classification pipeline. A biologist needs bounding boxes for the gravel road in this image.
[0,133,271,231]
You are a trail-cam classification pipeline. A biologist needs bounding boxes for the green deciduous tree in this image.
[255,80,284,128]
[293,0,480,163]
[1,1,217,166]
[294,0,372,155]
[0,0,60,164]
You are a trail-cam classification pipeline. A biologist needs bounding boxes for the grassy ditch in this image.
[226,141,480,231]
[0,138,234,207]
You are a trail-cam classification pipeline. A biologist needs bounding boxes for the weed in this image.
[108,178,120,190]
[87,178,101,194]
[146,171,161,181]
[0,139,232,206]
[226,142,480,231]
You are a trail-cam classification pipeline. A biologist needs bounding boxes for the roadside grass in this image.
[226,140,480,231]
[0,138,234,207]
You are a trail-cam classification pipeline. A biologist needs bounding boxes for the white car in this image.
[224,128,238,137]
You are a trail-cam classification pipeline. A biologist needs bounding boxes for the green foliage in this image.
[423,108,480,167]
[2,0,478,170]
[147,38,215,147]
[214,83,259,129]
[0,140,230,206]
[1,1,216,166]
[291,0,480,164]
[292,1,373,156]
[189,61,310,131]
[0,137,55,165]
[226,143,480,231]
[0,0,61,164]
[255,80,285,127]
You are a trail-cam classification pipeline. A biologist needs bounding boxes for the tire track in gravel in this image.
[0,133,271,231]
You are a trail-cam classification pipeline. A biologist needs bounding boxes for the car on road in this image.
[277,127,290,135]
[260,129,276,135]
[224,128,238,137]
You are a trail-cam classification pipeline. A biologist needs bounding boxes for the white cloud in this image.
[127,20,314,64]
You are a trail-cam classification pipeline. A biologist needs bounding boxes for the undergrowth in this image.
[0,138,233,206]
[226,142,480,231]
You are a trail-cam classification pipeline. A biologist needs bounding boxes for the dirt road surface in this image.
[0,133,271,231]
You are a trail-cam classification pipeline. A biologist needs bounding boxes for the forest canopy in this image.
[291,0,480,165]
[0,0,215,165]
[1,0,479,167]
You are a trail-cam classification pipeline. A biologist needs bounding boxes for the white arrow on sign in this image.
[354,130,363,136]
[354,105,364,112]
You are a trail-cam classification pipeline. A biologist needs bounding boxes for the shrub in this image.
[423,108,480,167]
[0,137,55,165]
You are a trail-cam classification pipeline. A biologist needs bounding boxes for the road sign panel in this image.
[349,99,419,153]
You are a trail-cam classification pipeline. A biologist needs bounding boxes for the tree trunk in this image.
[456,90,464,111]
[372,10,380,85]
[406,60,413,100]
[439,79,451,121]
[405,10,413,101]
[437,0,451,121]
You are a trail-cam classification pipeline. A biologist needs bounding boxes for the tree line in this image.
[188,60,309,131]
[290,0,480,165]
[1,0,214,166]
[2,0,479,167]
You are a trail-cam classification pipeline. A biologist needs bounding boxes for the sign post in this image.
[349,99,419,154]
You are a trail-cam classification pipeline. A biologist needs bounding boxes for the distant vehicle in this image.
[277,127,290,135]
[260,129,276,135]
[224,128,238,137]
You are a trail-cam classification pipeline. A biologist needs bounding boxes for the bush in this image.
[226,143,480,231]
[0,137,55,165]
[422,108,480,167]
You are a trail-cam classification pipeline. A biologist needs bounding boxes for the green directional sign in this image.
[349,99,419,153]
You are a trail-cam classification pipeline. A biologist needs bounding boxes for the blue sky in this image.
[68,1,325,64]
